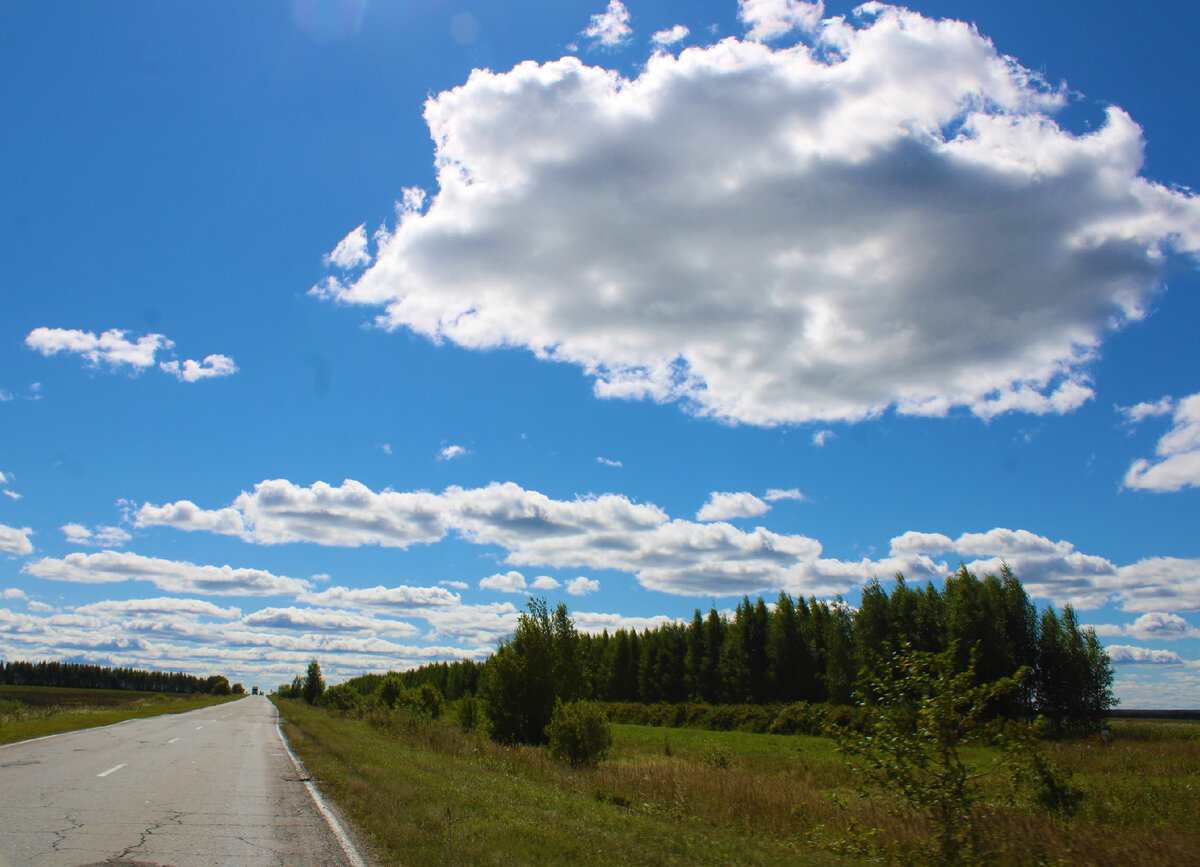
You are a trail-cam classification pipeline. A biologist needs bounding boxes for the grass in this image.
[0,684,240,745]
[274,698,1200,866]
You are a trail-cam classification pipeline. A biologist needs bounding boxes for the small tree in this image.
[378,674,404,709]
[303,659,325,705]
[546,700,612,768]
[834,643,1025,864]
[231,682,245,695]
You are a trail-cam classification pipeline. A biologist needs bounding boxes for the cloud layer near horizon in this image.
[313,4,1200,426]
[132,477,1200,609]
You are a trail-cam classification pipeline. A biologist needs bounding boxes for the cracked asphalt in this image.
[0,695,366,866]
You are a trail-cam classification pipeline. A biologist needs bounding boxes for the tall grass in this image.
[275,698,1200,866]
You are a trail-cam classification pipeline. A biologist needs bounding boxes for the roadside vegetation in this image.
[275,691,1199,866]
[272,569,1196,864]
[0,684,241,745]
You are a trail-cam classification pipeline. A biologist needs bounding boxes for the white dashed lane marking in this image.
[97,763,127,778]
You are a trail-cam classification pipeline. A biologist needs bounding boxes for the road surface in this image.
[0,695,368,866]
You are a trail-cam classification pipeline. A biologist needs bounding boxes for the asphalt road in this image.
[0,695,367,866]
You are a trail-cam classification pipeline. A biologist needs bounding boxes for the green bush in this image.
[416,683,444,718]
[378,674,404,709]
[456,693,481,730]
[320,683,366,713]
[698,742,731,770]
[546,700,613,768]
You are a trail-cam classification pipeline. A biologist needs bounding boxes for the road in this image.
[0,695,368,866]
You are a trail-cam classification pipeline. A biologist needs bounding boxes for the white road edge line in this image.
[97,763,127,778]
[275,716,366,867]
[166,738,179,744]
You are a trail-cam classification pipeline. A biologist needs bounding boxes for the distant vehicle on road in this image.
[251,686,259,695]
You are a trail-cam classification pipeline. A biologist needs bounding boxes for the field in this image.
[274,698,1200,866]
[0,684,240,745]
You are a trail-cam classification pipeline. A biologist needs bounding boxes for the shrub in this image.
[320,683,366,713]
[698,742,731,770]
[457,693,481,730]
[416,683,444,718]
[546,700,613,768]
[379,674,404,709]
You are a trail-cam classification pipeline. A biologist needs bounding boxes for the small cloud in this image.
[764,487,805,502]
[738,0,824,42]
[381,443,392,455]
[438,444,468,461]
[565,576,600,596]
[696,491,770,522]
[582,0,632,49]
[27,599,53,613]
[531,575,561,590]
[651,24,689,47]
[61,523,131,547]
[1117,396,1175,425]
[1123,392,1200,492]
[812,429,834,447]
[3,490,21,501]
[439,580,470,590]
[597,456,623,467]
[325,223,372,270]
[0,389,11,402]
[311,572,332,583]
[1106,644,1185,665]
[479,571,528,593]
[159,354,237,383]
[2,588,27,600]
[0,524,33,556]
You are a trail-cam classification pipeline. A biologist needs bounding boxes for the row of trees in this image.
[0,660,222,694]
[397,566,1113,740]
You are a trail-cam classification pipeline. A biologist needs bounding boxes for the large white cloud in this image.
[1124,392,1200,492]
[312,5,1200,426]
[23,551,310,596]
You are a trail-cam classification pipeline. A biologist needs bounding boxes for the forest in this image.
[392,566,1114,734]
[0,659,227,694]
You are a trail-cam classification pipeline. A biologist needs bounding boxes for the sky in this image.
[2,0,1198,706]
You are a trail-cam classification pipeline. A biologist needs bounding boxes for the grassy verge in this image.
[0,684,240,745]
[275,698,1200,866]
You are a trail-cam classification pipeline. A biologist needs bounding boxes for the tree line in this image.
[400,565,1115,735]
[0,659,233,695]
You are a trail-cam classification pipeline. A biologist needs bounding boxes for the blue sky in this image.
[2,0,1198,706]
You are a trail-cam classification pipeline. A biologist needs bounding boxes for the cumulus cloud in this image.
[325,223,372,269]
[159,354,238,382]
[0,524,33,556]
[1118,396,1175,425]
[651,24,689,47]
[312,7,1200,427]
[583,0,632,48]
[1123,392,1200,492]
[1106,645,1185,666]
[597,456,623,467]
[812,430,834,447]
[696,491,770,521]
[25,327,236,383]
[565,576,600,595]
[532,575,562,590]
[24,551,310,596]
[240,606,418,636]
[738,0,823,41]
[135,476,1200,605]
[438,444,468,461]
[479,571,529,593]
[1092,612,1200,641]
[764,487,804,502]
[61,523,131,547]
[74,597,242,620]
[299,583,461,609]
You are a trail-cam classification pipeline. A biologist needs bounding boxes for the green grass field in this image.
[274,698,1200,866]
[0,684,240,745]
